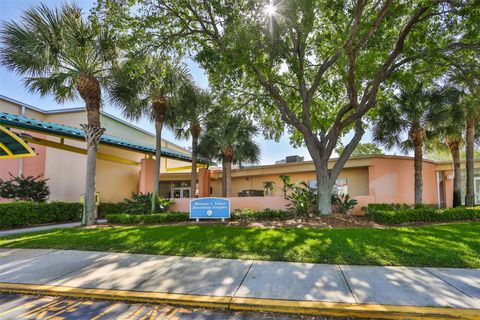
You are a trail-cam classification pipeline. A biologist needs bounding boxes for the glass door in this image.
[172,187,190,198]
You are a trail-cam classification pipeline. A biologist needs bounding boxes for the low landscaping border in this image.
[105,209,294,225]
[105,212,189,225]
[366,204,480,225]
[0,202,82,229]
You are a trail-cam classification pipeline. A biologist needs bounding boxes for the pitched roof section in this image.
[0,94,191,154]
[0,112,195,162]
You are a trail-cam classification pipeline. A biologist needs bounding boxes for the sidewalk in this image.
[0,219,106,236]
[1,248,479,319]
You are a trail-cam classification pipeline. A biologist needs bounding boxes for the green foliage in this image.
[335,143,382,157]
[285,182,316,216]
[0,3,117,104]
[363,203,411,215]
[368,206,480,225]
[231,208,292,221]
[279,174,292,196]
[122,192,174,215]
[109,54,191,123]
[0,174,50,202]
[198,110,261,166]
[98,202,127,217]
[2,222,479,268]
[262,181,276,196]
[331,194,358,214]
[105,212,188,225]
[0,202,82,229]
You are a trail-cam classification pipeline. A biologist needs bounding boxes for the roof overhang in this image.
[0,112,206,164]
[0,125,36,159]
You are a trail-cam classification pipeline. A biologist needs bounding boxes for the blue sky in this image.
[0,0,379,164]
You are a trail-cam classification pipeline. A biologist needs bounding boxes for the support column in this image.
[198,168,211,197]
[139,158,155,194]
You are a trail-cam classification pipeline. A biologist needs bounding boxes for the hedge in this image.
[231,208,293,220]
[0,202,83,229]
[98,202,127,218]
[369,206,480,225]
[105,212,189,225]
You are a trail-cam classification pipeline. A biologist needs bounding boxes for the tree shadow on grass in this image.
[0,223,478,268]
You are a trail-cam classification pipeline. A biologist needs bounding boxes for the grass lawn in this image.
[1,222,479,268]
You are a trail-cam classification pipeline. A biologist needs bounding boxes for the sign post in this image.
[189,198,230,222]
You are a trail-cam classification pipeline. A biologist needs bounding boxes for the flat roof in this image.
[0,112,199,162]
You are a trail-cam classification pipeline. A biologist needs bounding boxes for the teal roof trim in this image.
[0,112,194,162]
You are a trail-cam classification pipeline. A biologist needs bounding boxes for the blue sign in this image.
[190,197,231,220]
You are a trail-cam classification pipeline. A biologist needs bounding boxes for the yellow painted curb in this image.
[230,297,480,320]
[0,282,478,320]
[0,283,230,309]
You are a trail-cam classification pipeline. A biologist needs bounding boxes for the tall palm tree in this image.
[168,82,212,197]
[1,4,117,225]
[425,86,463,207]
[457,69,480,207]
[109,54,190,212]
[198,112,260,197]
[372,83,447,205]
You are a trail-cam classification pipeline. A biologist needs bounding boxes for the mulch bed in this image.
[227,213,384,228]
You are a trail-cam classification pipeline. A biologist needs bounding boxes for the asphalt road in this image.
[0,293,353,320]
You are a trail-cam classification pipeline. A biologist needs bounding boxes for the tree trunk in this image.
[447,139,462,207]
[190,124,200,198]
[465,119,475,206]
[413,142,423,205]
[224,158,232,197]
[151,98,167,213]
[410,125,424,205]
[221,159,227,197]
[76,75,103,226]
[315,166,332,215]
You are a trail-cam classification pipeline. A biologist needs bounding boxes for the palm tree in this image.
[425,86,463,207]
[198,112,260,197]
[1,4,117,225]
[109,54,190,212]
[372,83,447,205]
[168,82,212,197]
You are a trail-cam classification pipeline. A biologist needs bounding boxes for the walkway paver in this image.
[425,267,480,299]
[50,253,182,291]
[339,265,480,309]
[136,257,253,296]
[1,248,479,311]
[235,261,355,303]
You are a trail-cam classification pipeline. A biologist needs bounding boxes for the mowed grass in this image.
[1,222,479,268]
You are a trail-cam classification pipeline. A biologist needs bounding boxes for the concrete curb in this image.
[0,282,478,320]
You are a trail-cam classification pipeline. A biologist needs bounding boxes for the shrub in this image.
[0,174,50,202]
[369,206,480,225]
[0,202,82,229]
[285,182,317,216]
[363,203,411,215]
[331,194,358,214]
[122,192,174,214]
[98,202,127,217]
[105,212,189,225]
[231,208,292,221]
[122,192,152,214]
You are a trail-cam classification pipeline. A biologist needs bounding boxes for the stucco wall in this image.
[209,166,369,197]
[170,195,373,215]
[368,157,437,205]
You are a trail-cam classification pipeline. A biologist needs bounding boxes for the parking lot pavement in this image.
[0,293,343,320]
